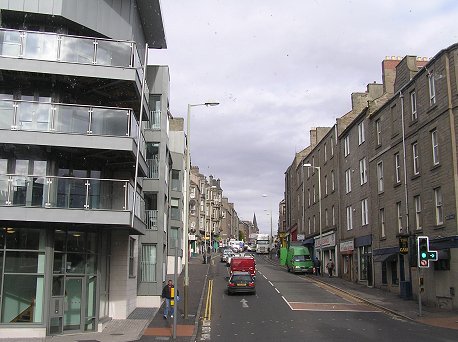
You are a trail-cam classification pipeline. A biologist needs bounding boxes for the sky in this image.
[153,0,458,235]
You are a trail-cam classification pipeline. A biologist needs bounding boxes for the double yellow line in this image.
[203,279,213,320]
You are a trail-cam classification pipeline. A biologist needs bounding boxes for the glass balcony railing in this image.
[0,174,145,223]
[0,28,150,104]
[0,28,133,67]
[0,99,146,158]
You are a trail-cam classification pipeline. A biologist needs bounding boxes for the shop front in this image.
[314,231,337,277]
[340,239,354,281]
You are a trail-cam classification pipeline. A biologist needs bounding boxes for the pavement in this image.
[2,252,458,342]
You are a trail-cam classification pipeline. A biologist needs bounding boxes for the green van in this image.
[286,246,313,273]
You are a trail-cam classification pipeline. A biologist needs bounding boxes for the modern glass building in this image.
[0,1,174,338]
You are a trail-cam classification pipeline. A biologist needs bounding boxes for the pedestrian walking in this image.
[314,256,321,276]
[326,259,335,277]
[161,279,179,319]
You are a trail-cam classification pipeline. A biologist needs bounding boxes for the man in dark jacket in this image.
[161,279,179,319]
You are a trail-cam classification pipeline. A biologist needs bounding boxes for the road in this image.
[197,254,458,342]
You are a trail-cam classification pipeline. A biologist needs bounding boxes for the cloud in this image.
[158,0,458,233]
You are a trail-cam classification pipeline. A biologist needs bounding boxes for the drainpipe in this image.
[399,91,410,233]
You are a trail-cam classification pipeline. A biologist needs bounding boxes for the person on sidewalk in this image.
[314,257,321,276]
[161,279,179,319]
[326,259,335,277]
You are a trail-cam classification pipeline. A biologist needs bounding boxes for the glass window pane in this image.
[54,104,90,134]
[1,275,44,323]
[141,244,156,282]
[4,251,42,273]
[91,108,128,136]
[23,32,58,60]
[52,276,64,296]
[67,232,85,252]
[86,254,97,275]
[0,100,14,129]
[5,228,41,250]
[16,102,52,131]
[0,175,9,205]
[60,36,94,64]
[53,252,65,274]
[66,253,85,274]
[96,40,131,67]
[0,30,21,57]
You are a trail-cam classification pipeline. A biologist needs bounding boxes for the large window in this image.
[412,142,420,175]
[346,206,353,231]
[141,244,156,282]
[396,202,402,233]
[410,91,417,121]
[434,187,443,225]
[345,169,351,194]
[169,227,179,248]
[129,237,135,278]
[361,199,369,226]
[431,130,439,166]
[394,153,401,184]
[377,161,384,192]
[358,121,365,145]
[331,170,335,192]
[428,73,436,105]
[376,119,382,146]
[344,135,350,157]
[414,195,422,230]
[170,198,180,220]
[0,228,46,324]
[359,158,367,185]
[171,170,181,191]
[380,208,385,238]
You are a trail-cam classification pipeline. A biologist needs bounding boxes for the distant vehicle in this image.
[247,242,257,252]
[230,256,256,278]
[256,234,270,254]
[226,252,238,266]
[229,240,244,252]
[227,271,256,295]
[286,246,313,273]
[221,248,233,262]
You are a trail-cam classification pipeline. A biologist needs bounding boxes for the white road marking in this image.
[274,288,280,294]
[268,281,274,287]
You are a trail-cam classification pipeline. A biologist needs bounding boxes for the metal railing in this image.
[0,174,145,222]
[0,98,146,158]
[0,28,149,104]
[146,210,158,230]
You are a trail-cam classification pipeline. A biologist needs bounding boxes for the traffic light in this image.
[418,236,429,267]
[417,236,438,268]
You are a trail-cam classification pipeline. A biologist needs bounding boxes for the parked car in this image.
[227,271,256,295]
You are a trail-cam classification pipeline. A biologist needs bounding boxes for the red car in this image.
[230,256,256,278]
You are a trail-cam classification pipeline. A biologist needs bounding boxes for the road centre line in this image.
[274,288,280,294]
[282,296,294,310]
[268,281,274,287]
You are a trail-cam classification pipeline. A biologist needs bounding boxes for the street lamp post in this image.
[303,163,322,275]
[184,102,219,319]
[262,194,274,254]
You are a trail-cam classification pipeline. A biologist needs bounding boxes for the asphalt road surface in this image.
[197,254,458,342]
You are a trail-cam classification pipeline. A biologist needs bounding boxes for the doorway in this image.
[63,277,84,332]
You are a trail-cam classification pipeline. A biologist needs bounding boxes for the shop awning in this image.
[373,253,397,262]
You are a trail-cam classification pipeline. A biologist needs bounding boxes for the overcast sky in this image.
[153,0,458,235]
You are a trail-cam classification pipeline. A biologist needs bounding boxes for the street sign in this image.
[399,236,409,255]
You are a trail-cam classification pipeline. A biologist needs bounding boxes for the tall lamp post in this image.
[262,194,274,253]
[184,102,219,319]
[303,163,322,274]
